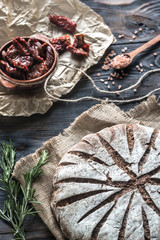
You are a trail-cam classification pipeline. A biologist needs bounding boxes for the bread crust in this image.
[51,124,160,240]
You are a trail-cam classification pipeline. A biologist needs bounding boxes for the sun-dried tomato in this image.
[12,56,33,72]
[67,33,89,57]
[0,36,55,80]
[28,38,42,52]
[67,45,89,57]
[12,37,29,56]
[73,33,89,54]
[0,60,21,76]
[49,15,77,33]
[73,34,84,47]
[28,47,43,62]
[50,35,71,53]
[27,38,44,62]
[2,46,19,66]
[6,45,19,59]
[26,61,48,80]
[27,38,43,61]
[39,42,48,58]
[2,50,7,61]
[1,50,13,65]
[15,37,29,50]
[45,46,54,69]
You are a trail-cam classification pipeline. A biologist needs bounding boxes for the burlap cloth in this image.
[13,95,160,240]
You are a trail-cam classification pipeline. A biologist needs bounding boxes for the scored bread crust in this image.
[51,124,160,240]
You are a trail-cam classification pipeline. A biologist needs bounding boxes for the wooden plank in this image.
[0,231,54,240]
[0,0,160,239]
[94,0,136,5]
[1,41,160,238]
[84,0,160,43]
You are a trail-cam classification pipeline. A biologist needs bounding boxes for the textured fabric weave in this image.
[13,95,160,240]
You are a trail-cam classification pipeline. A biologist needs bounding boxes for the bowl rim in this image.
[0,36,57,84]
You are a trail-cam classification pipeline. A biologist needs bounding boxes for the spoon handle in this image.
[128,35,160,59]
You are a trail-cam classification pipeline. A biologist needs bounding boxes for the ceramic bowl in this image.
[0,35,57,90]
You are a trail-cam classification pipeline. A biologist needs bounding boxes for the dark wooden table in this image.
[0,0,160,239]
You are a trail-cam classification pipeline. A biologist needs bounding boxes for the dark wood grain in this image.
[0,0,160,239]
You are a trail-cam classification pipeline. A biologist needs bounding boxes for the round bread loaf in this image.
[51,124,160,240]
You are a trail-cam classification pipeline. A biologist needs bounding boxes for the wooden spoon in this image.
[111,35,160,70]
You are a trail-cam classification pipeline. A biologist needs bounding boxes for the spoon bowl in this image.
[111,53,132,70]
[111,35,160,70]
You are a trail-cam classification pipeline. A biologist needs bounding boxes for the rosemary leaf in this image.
[0,141,49,240]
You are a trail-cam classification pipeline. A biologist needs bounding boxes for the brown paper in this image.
[0,0,115,117]
[13,95,160,240]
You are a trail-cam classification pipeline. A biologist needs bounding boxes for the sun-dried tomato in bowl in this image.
[0,36,57,90]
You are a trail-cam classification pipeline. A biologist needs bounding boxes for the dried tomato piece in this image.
[39,42,48,58]
[28,47,43,62]
[12,37,29,56]
[28,38,42,51]
[15,37,29,50]
[1,50,13,66]
[67,45,89,57]
[6,45,19,59]
[50,35,70,53]
[26,61,48,80]
[73,34,84,48]
[0,60,21,76]
[67,33,89,57]
[2,45,19,65]
[2,50,7,61]
[45,46,54,69]
[49,15,77,33]
[27,38,44,62]
[12,56,33,72]
[73,33,89,54]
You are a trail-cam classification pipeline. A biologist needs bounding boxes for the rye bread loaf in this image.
[51,124,160,240]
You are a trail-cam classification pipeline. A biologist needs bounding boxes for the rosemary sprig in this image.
[0,141,49,240]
